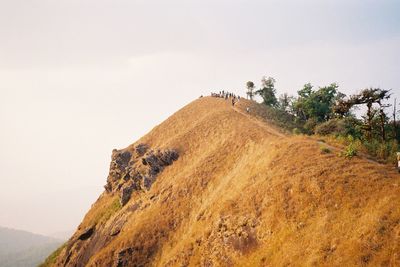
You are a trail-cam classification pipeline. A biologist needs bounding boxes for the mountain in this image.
[0,226,63,267]
[44,97,400,266]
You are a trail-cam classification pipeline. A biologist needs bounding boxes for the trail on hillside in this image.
[232,105,286,138]
[234,99,391,167]
[316,140,396,168]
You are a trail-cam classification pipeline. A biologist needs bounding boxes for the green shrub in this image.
[315,118,362,137]
[292,128,302,135]
[304,118,318,135]
[315,119,343,136]
[363,139,379,157]
[368,139,399,163]
[320,146,331,154]
[343,142,358,159]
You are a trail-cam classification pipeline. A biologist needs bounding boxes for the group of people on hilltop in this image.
[210,90,241,106]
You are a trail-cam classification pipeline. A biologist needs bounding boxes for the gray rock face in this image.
[105,144,179,206]
[120,181,137,206]
[135,143,148,156]
[106,150,132,185]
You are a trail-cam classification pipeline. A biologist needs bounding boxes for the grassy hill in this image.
[0,227,63,267]
[44,97,400,266]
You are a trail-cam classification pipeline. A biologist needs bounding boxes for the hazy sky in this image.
[1,0,399,236]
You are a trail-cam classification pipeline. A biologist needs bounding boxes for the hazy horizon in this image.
[1,0,399,235]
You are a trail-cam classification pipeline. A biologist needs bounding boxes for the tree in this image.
[256,76,277,107]
[348,88,391,140]
[278,93,293,113]
[314,83,339,121]
[333,98,353,118]
[292,83,340,122]
[375,91,391,141]
[246,81,255,100]
[394,98,397,140]
[292,83,313,121]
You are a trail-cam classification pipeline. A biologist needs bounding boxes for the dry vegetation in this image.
[47,97,400,266]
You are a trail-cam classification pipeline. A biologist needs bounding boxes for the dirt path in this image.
[232,101,390,167]
[230,99,398,172]
[232,105,286,138]
[316,140,386,166]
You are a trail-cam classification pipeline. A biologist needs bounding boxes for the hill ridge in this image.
[45,97,400,266]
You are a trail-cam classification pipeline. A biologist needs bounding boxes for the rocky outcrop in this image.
[77,227,95,241]
[105,144,179,206]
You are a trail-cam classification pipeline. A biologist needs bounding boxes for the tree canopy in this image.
[256,76,278,107]
[246,81,255,100]
[292,83,340,122]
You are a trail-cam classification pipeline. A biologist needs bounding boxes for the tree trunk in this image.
[366,102,373,140]
[379,107,386,141]
[394,98,397,140]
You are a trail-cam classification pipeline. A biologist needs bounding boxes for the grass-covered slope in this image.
[47,97,400,266]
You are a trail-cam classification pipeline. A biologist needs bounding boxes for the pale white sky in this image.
[0,0,399,236]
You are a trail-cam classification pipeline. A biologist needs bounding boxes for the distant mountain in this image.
[48,230,74,241]
[0,226,63,267]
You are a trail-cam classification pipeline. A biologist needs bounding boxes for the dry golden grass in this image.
[51,97,400,266]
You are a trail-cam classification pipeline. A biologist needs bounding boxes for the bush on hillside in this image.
[292,128,302,135]
[249,102,303,132]
[304,118,318,134]
[315,119,343,135]
[363,139,398,163]
[315,118,362,137]
[343,142,358,159]
[320,146,331,154]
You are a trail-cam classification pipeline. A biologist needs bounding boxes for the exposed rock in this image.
[159,149,179,165]
[104,181,112,193]
[135,143,149,156]
[120,181,137,206]
[78,227,95,241]
[143,176,154,190]
[109,216,128,237]
[106,145,179,206]
[144,149,179,178]
[116,248,134,267]
[117,151,132,168]
[107,150,132,183]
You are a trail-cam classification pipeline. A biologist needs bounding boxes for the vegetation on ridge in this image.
[246,76,399,163]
